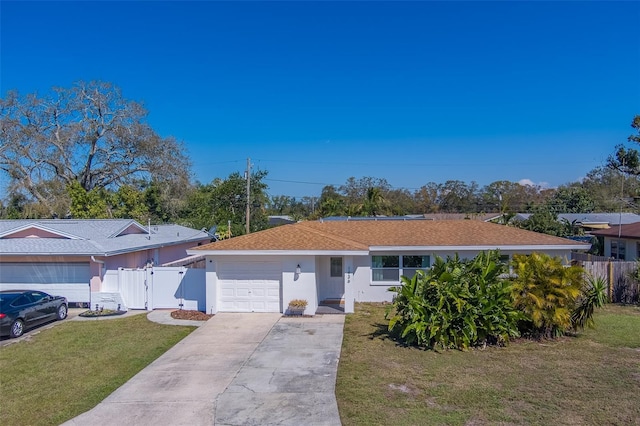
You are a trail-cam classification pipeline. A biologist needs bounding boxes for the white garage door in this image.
[0,262,91,303]
[217,261,281,313]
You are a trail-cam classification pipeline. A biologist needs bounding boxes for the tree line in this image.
[1,81,639,237]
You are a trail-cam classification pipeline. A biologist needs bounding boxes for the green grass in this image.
[336,303,640,426]
[0,315,195,426]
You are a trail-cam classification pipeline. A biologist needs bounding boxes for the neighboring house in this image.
[268,215,296,226]
[421,213,504,222]
[591,222,640,261]
[513,213,640,232]
[0,219,211,305]
[322,213,504,222]
[188,219,590,315]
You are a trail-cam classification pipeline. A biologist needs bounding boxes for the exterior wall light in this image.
[296,264,301,275]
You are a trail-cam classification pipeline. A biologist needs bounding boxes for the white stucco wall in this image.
[205,254,320,315]
[203,249,580,312]
[282,256,317,315]
[351,249,578,303]
[205,256,218,315]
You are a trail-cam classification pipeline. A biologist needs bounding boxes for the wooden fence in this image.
[572,254,640,304]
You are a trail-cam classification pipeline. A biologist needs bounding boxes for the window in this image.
[29,292,48,302]
[11,294,33,307]
[372,256,399,281]
[330,257,343,277]
[401,255,431,279]
[371,255,430,282]
[611,240,626,260]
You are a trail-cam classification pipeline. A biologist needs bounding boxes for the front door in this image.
[319,257,344,301]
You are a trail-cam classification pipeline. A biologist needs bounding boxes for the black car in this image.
[0,290,68,338]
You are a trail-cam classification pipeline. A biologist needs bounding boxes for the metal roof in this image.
[0,219,211,256]
[513,213,640,226]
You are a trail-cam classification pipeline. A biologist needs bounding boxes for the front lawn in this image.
[0,315,195,426]
[336,303,640,425]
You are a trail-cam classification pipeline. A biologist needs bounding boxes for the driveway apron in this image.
[63,313,345,426]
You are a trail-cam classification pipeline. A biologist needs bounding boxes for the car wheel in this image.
[57,304,68,320]
[10,319,24,338]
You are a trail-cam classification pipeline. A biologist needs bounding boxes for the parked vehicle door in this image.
[28,291,57,321]
[11,294,40,327]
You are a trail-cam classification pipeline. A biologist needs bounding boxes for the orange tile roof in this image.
[192,220,586,252]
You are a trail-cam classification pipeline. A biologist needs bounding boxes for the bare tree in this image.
[0,81,191,214]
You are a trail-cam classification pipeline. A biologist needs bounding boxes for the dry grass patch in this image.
[336,303,640,426]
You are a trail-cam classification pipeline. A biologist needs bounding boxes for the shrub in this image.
[509,253,583,338]
[386,251,521,350]
[288,299,308,309]
[571,274,607,330]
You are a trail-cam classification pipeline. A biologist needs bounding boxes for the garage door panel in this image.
[235,287,250,297]
[251,301,267,311]
[267,288,280,297]
[218,261,281,313]
[251,288,266,297]
[0,262,90,303]
[221,288,235,297]
[267,300,280,311]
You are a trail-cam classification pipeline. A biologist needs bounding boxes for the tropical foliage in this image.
[387,251,607,349]
[571,274,607,330]
[509,253,584,338]
[386,251,521,350]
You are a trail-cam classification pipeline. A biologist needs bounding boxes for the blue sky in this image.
[2,1,639,199]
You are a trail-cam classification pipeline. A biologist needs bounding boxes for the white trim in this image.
[368,244,590,251]
[107,220,149,238]
[0,223,83,240]
[191,245,589,257]
[188,249,369,256]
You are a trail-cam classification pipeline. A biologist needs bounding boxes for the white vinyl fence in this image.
[95,266,206,311]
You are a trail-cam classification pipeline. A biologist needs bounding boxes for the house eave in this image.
[187,249,369,256]
[102,237,211,257]
[107,220,149,238]
[368,244,591,252]
[0,251,102,257]
[0,223,83,240]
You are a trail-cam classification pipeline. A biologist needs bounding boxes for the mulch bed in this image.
[79,309,126,317]
[170,310,214,321]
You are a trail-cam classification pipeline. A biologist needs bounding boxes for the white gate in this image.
[118,268,148,309]
[150,267,205,311]
[116,267,206,311]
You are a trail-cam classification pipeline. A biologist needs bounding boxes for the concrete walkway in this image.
[63,313,345,426]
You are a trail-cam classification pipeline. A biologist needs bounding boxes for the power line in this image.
[254,158,601,168]
[265,178,339,186]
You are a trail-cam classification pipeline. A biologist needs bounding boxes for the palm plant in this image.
[510,253,584,338]
[363,187,385,216]
[571,274,607,330]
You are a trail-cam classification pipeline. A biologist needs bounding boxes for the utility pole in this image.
[618,157,625,239]
[245,157,251,234]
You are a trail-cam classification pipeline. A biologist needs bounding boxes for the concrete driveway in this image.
[63,313,344,426]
